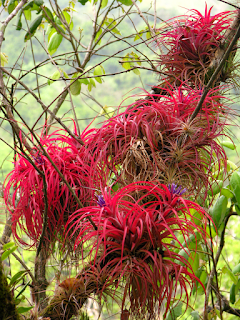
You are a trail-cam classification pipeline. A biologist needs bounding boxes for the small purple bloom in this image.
[32,154,44,165]
[97,194,106,207]
[168,183,187,196]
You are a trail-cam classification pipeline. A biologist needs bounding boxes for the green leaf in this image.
[62,11,73,30]
[133,68,140,75]
[220,141,236,150]
[112,183,119,192]
[48,32,63,55]
[95,28,102,44]
[16,306,33,314]
[79,78,89,85]
[22,1,34,11]
[1,246,18,261]
[47,70,61,85]
[0,53,8,66]
[70,79,81,95]
[100,105,115,118]
[16,13,23,30]
[8,0,17,14]
[94,65,103,76]
[94,76,102,83]
[235,298,240,307]
[63,71,69,79]
[227,160,238,171]
[15,280,30,298]
[197,269,208,294]
[118,0,133,5]
[146,31,152,39]
[190,311,200,320]
[131,52,141,65]
[47,27,57,42]
[78,0,89,4]
[94,66,103,83]
[211,195,228,228]
[9,270,28,287]
[34,0,43,6]
[166,302,183,320]
[104,18,121,35]
[220,187,234,199]
[24,15,43,41]
[89,78,96,87]
[178,248,190,263]
[88,78,96,91]
[182,233,201,248]
[23,8,31,20]
[134,31,143,41]
[222,266,238,285]
[232,263,240,275]
[230,283,236,304]
[230,172,240,206]
[42,6,54,22]
[122,61,131,70]
[3,242,15,250]
[101,0,108,8]
[215,309,221,319]
[207,180,223,196]
[191,252,200,273]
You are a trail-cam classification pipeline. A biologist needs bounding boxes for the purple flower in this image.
[168,183,187,196]
[97,194,106,207]
[32,154,44,165]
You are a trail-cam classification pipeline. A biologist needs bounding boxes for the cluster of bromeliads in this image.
[3,5,240,320]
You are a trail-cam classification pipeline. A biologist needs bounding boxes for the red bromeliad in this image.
[4,128,102,247]
[86,87,229,197]
[66,182,211,319]
[156,5,235,85]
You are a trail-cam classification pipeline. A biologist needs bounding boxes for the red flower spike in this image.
[4,127,104,247]
[156,5,235,85]
[66,182,211,319]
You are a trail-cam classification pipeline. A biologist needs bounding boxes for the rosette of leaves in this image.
[85,85,230,198]
[65,182,211,319]
[3,126,103,249]
[156,5,238,86]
